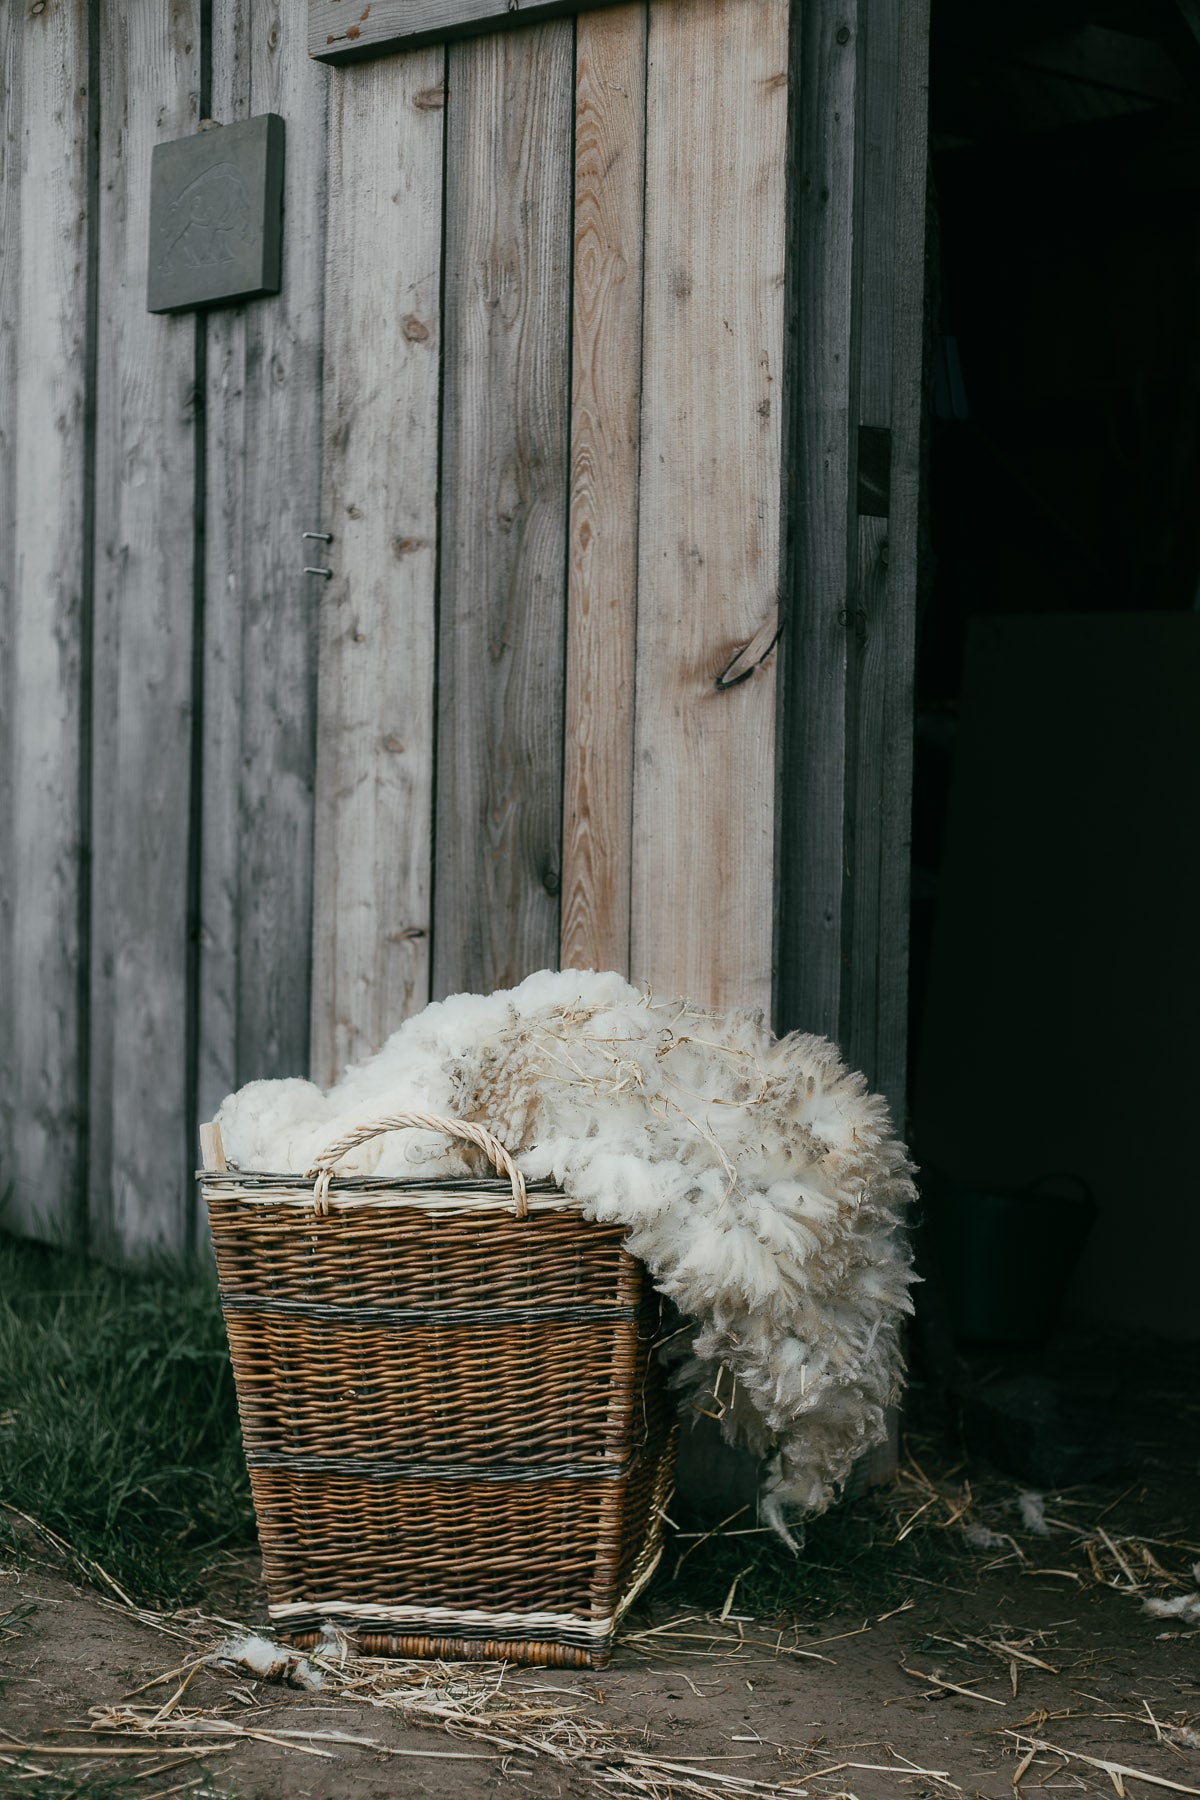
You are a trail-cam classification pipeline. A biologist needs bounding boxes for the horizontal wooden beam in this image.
[310,0,624,62]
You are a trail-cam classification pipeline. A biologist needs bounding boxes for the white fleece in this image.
[216,970,916,1543]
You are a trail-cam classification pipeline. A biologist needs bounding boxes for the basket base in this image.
[289,1628,608,1668]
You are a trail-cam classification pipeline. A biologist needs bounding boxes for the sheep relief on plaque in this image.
[147,115,284,314]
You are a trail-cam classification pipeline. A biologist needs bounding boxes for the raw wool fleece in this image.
[216,969,917,1544]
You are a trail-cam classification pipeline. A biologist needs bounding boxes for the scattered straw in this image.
[30,1615,852,1800]
[1003,1733,1200,1798]
[902,1666,1007,1705]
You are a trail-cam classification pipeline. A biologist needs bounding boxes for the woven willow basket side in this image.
[201,1112,677,1668]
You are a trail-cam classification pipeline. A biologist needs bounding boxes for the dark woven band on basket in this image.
[219,1292,644,1327]
[201,1172,561,1196]
[243,1451,645,1482]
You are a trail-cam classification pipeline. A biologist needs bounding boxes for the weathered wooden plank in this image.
[0,8,23,1228]
[200,5,329,1130]
[775,0,859,1042]
[873,0,929,1121]
[833,0,928,1124]
[309,49,444,1087]
[88,4,200,1257]
[560,6,646,978]
[310,0,625,62]
[630,0,787,1012]
[0,3,92,1243]
[841,0,901,1097]
[433,25,574,1000]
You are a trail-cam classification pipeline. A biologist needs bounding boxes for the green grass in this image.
[0,1231,254,1607]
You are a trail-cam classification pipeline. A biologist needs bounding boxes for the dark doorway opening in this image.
[910,1,1200,1375]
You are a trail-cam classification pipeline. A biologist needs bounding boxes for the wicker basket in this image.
[200,1109,677,1668]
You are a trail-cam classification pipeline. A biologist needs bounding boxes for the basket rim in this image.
[201,1175,586,1215]
[199,1170,560,1191]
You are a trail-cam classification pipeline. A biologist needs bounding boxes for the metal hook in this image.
[304,566,334,579]
[303,531,333,543]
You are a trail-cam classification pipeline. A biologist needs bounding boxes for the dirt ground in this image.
[3,1332,1198,1800]
[2,1547,1197,1800]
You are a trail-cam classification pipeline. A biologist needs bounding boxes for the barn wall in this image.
[0,0,927,1258]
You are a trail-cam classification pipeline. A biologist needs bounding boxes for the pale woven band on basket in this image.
[202,1107,677,1669]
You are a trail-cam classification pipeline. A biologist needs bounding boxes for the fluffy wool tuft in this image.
[211,1633,324,1690]
[216,970,917,1541]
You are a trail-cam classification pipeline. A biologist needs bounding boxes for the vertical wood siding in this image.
[2,0,929,1257]
[776,0,860,1047]
[776,0,929,1121]
[873,0,929,1119]
[309,50,444,1086]
[433,25,575,998]
[631,0,788,1013]
[842,0,904,1108]
[0,3,91,1240]
[200,1,329,1130]
[560,7,646,978]
[0,9,19,1225]
[88,3,201,1258]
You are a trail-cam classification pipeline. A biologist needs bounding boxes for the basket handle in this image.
[305,1109,528,1220]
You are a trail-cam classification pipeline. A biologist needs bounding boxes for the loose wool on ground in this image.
[216,971,916,1542]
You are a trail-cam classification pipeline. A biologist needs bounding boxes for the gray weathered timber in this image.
[775,0,859,1043]
[88,3,200,1258]
[871,0,929,1123]
[310,0,624,61]
[309,49,444,1086]
[779,0,928,1124]
[0,9,23,1230]
[200,4,328,1137]
[433,24,573,999]
[560,6,646,979]
[630,0,787,1013]
[840,0,900,1099]
[841,0,929,1119]
[0,4,91,1243]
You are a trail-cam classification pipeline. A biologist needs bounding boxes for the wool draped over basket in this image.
[201,1110,677,1668]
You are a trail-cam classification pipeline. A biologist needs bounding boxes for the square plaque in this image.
[147,114,285,314]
